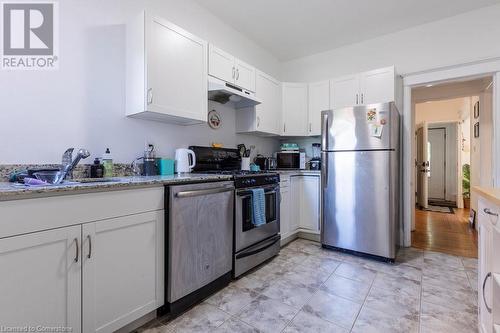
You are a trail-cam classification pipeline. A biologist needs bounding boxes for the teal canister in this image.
[158,158,175,176]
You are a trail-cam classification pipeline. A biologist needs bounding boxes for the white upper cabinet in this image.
[282,83,308,136]
[235,58,256,92]
[330,66,396,109]
[330,74,360,109]
[360,66,395,105]
[236,70,281,135]
[208,45,235,83]
[308,80,330,136]
[208,44,256,92]
[126,12,208,125]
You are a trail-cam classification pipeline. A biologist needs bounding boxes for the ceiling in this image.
[193,0,500,61]
[412,77,493,103]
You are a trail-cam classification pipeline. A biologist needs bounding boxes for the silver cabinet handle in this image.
[257,116,260,128]
[309,123,312,132]
[356,94,359,105]
[232,66,235,79]
[176,186,234,198]
[321,112,329,150]
[361,93,364,104]
[147,88,153,105]
[484,208,499,217]
[87,235,92,259]
[483,272,492,313]
[74,238,79,263]
[236,68,240,80]
[283,123,286,133]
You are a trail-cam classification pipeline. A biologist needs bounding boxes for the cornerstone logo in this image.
[1,1,58,70]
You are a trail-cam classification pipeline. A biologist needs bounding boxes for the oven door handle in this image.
[235,235,281,259]
[237,189,278,197]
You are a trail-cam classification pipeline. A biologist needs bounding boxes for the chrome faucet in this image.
[60,148,91,180]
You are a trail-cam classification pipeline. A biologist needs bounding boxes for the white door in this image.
[416,123,429,209]
[282,83,308,136]
[479,219,493,333]
[147,15,207,122]
[83,211,163,333]
[290,176,301,231]
[208,44,235,84]
[235,59,256,92]
[300,176,321,232]
[308,80,330,136]
[359,66,395,105]
[280,185,290,238]
[0,226,82,332]
[255,71,281,134]
[330,74,360,109]
[428,127,446,200]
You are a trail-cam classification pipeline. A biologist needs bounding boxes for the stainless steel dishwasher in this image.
[166,181,234,314]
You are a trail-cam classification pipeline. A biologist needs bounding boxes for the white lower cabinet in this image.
[299,176,321,232]
[479,197,500,333]
[0,226,82,332]
[280,174,321,241]
[83,211,163,333]
[0,189,164,333]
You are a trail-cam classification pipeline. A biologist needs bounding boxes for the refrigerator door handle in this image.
[321,152,328,188]
[321,112,329,151]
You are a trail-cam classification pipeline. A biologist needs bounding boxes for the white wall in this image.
[280,4,500,81]
[0,0,281,164]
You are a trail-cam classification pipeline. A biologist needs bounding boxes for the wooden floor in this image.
[412,207,478,258]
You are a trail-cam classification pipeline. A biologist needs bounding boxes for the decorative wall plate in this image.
[208,109,221,129]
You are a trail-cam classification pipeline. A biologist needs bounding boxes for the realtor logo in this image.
[1,1,59,70]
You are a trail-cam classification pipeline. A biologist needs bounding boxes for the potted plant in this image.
[462,164,471,209]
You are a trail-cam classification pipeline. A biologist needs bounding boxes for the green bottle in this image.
[102,148,113,178]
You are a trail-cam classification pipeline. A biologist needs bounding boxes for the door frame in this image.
[402,58,500,247]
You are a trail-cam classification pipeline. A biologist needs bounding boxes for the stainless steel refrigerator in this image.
[320,102,400,261]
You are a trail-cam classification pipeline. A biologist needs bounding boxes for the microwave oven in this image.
[276,151,306,169]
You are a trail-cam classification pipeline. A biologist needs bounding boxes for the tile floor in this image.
[138,238,478,333]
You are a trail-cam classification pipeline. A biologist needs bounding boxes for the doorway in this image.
[410,77,493,258]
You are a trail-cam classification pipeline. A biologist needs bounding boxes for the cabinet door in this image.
[147,14,207,122]
[360,66,395,105]
[300,176,321,232]
[282,83,308,136]
[308,80,330,136]
[479,218,493,333]
[0,226,81,332]
[235,59,256,92]
[209,44,235,84]
[83,211,163,333]
[330,74,359,109]
[280,186,290,237]
[255,71,282,134]
[290,177,301,232]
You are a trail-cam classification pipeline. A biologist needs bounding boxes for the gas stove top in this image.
[189,146,279,188]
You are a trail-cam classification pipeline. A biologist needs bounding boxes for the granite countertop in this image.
[0,174,233,201]
[275,169,321,174]
[473,186,500,206]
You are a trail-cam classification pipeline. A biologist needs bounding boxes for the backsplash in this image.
[0,164,135,182]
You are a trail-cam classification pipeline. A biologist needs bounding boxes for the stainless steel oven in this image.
[234,182,280,277]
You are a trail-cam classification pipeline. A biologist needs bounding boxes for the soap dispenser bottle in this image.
[102,148,113,177]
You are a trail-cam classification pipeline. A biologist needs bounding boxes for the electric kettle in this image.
[175,148,196,173]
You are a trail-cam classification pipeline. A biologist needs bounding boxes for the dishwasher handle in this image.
[175,186,234,198]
